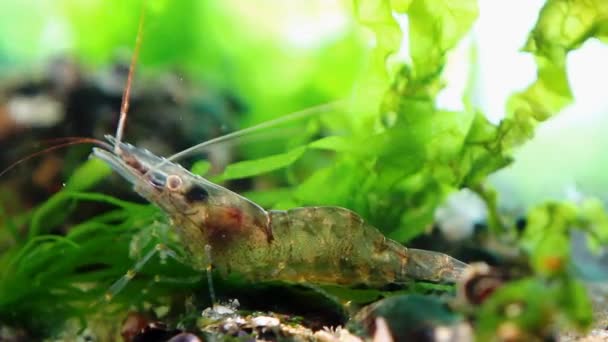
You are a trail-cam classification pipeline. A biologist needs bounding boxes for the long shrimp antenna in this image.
[0,138,111,178]
[114,2,146,154]
[165,100,346,163]
[141,100,346,177]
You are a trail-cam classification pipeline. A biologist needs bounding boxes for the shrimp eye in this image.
[166,175,183,191]
[184,185,209,203]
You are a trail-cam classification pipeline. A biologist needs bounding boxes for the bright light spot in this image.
[534,40,608,132]
[391,13,410,64]
[436,35,472,112]
[8,95,65,127]
[435,188,487,242]
[39,17,72,57]
[225,0,349,50]
[283,5,348,49]
[554,40,608,127]
[473,0,544,123]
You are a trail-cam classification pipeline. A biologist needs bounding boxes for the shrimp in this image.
[92,137,469,287]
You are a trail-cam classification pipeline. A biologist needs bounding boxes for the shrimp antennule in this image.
[114,2,146,154]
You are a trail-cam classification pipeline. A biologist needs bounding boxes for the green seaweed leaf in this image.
[64,158,112,191]
[191,160,212,177]
[337,0,481,239]
[353,0,402,80]
[217,146,307,181]
[506,0,608,146]
[407,0,478,79]
[521,198,608,278]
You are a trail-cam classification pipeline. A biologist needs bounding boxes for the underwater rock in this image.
[350,294,468,342]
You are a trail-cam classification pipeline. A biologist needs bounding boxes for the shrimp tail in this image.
[400,248,469,283]
[371,238,468,284]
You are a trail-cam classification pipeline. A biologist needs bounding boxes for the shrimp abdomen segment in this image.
[256,207,467,285]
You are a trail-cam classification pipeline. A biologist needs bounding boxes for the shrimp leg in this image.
[105,244,166,301]
[104,243,195,301]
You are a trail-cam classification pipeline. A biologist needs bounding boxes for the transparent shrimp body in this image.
[93,136,468,286]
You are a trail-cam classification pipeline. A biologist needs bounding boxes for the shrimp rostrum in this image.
[93,136,469,288]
